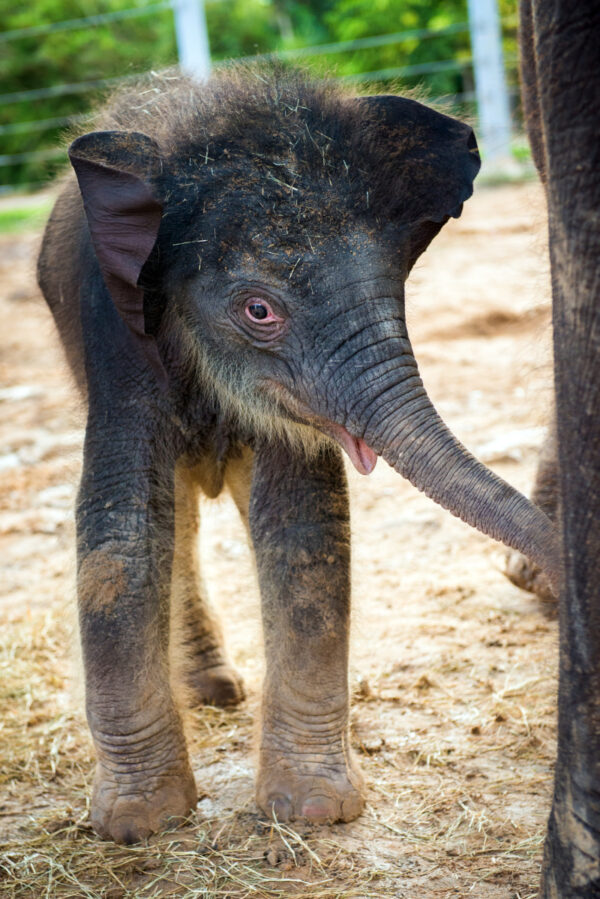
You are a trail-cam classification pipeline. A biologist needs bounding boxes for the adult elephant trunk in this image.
[334,335,560,593]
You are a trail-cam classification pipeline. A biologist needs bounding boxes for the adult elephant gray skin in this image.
[38,66,559,844]
[519,1,600,895]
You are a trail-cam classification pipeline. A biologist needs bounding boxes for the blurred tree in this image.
[0,0,177,187]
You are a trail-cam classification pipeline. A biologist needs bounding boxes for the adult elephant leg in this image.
[525,0,600,893]
[505,424,558,604]
[78,406,196,843]
[170,460,245,708]
[250,441,364,824]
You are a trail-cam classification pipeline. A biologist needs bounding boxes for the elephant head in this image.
[67,68,559,591]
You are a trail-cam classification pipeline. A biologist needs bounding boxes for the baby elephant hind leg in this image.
[170,460,245,708]
[250,442,365,825]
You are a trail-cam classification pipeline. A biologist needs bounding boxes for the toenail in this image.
[269,795,292,821]
[301,795,334,822]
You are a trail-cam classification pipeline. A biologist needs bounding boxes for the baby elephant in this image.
[38,65,558,843]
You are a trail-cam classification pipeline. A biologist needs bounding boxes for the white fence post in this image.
[467,0,512,163]
[173,0,211,80]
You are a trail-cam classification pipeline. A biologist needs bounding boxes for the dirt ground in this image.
[0,180,557,898]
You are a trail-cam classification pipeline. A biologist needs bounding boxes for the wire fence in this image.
[0,3,520,195]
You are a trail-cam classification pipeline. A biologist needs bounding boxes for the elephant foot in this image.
[505,549,556,605]
[185,662,246,708]
[90,757,197,843]
[256,734,365,825]
[88,705,198,843]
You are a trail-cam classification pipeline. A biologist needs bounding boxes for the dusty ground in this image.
[0,181,556,898]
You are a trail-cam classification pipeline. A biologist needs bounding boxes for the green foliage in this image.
[0,198,54,233]
[0,0,519,190]
[207,0,281,58]
[320,0,469,91]
[1,0,178,189]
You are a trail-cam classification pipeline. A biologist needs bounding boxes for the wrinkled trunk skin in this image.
[522,0,600,895]
[330,329,560,593]
[368,376,558,589]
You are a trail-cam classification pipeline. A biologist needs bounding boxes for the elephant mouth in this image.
[260,380,378,475]
[322,421,378,475]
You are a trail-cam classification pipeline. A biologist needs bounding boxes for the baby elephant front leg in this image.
[250,442,364,824]
[78,420,196,843]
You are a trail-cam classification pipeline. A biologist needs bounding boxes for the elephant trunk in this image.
[340,346,560,593]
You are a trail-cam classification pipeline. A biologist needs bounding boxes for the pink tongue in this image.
[329,424,378,476]
[352,437,378,475]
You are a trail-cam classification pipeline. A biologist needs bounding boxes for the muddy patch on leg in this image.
[78,546,128,615]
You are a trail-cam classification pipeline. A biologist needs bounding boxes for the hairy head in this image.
[67,64,480,465]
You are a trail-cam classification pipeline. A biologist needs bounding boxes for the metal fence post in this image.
[467,0,512,163]
[173,0,211,79]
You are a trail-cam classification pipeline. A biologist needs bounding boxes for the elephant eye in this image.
[247,302,268,320]
[244,298,281,324]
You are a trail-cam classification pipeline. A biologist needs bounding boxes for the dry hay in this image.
[0,586,556,898]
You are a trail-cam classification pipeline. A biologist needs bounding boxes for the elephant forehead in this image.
[166,142,384,239]
[224,226,406,301]
[197,173,361,236]
[165,174,401,278]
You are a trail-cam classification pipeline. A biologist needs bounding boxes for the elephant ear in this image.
[355,95,481,270]
[68,130,166,383]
